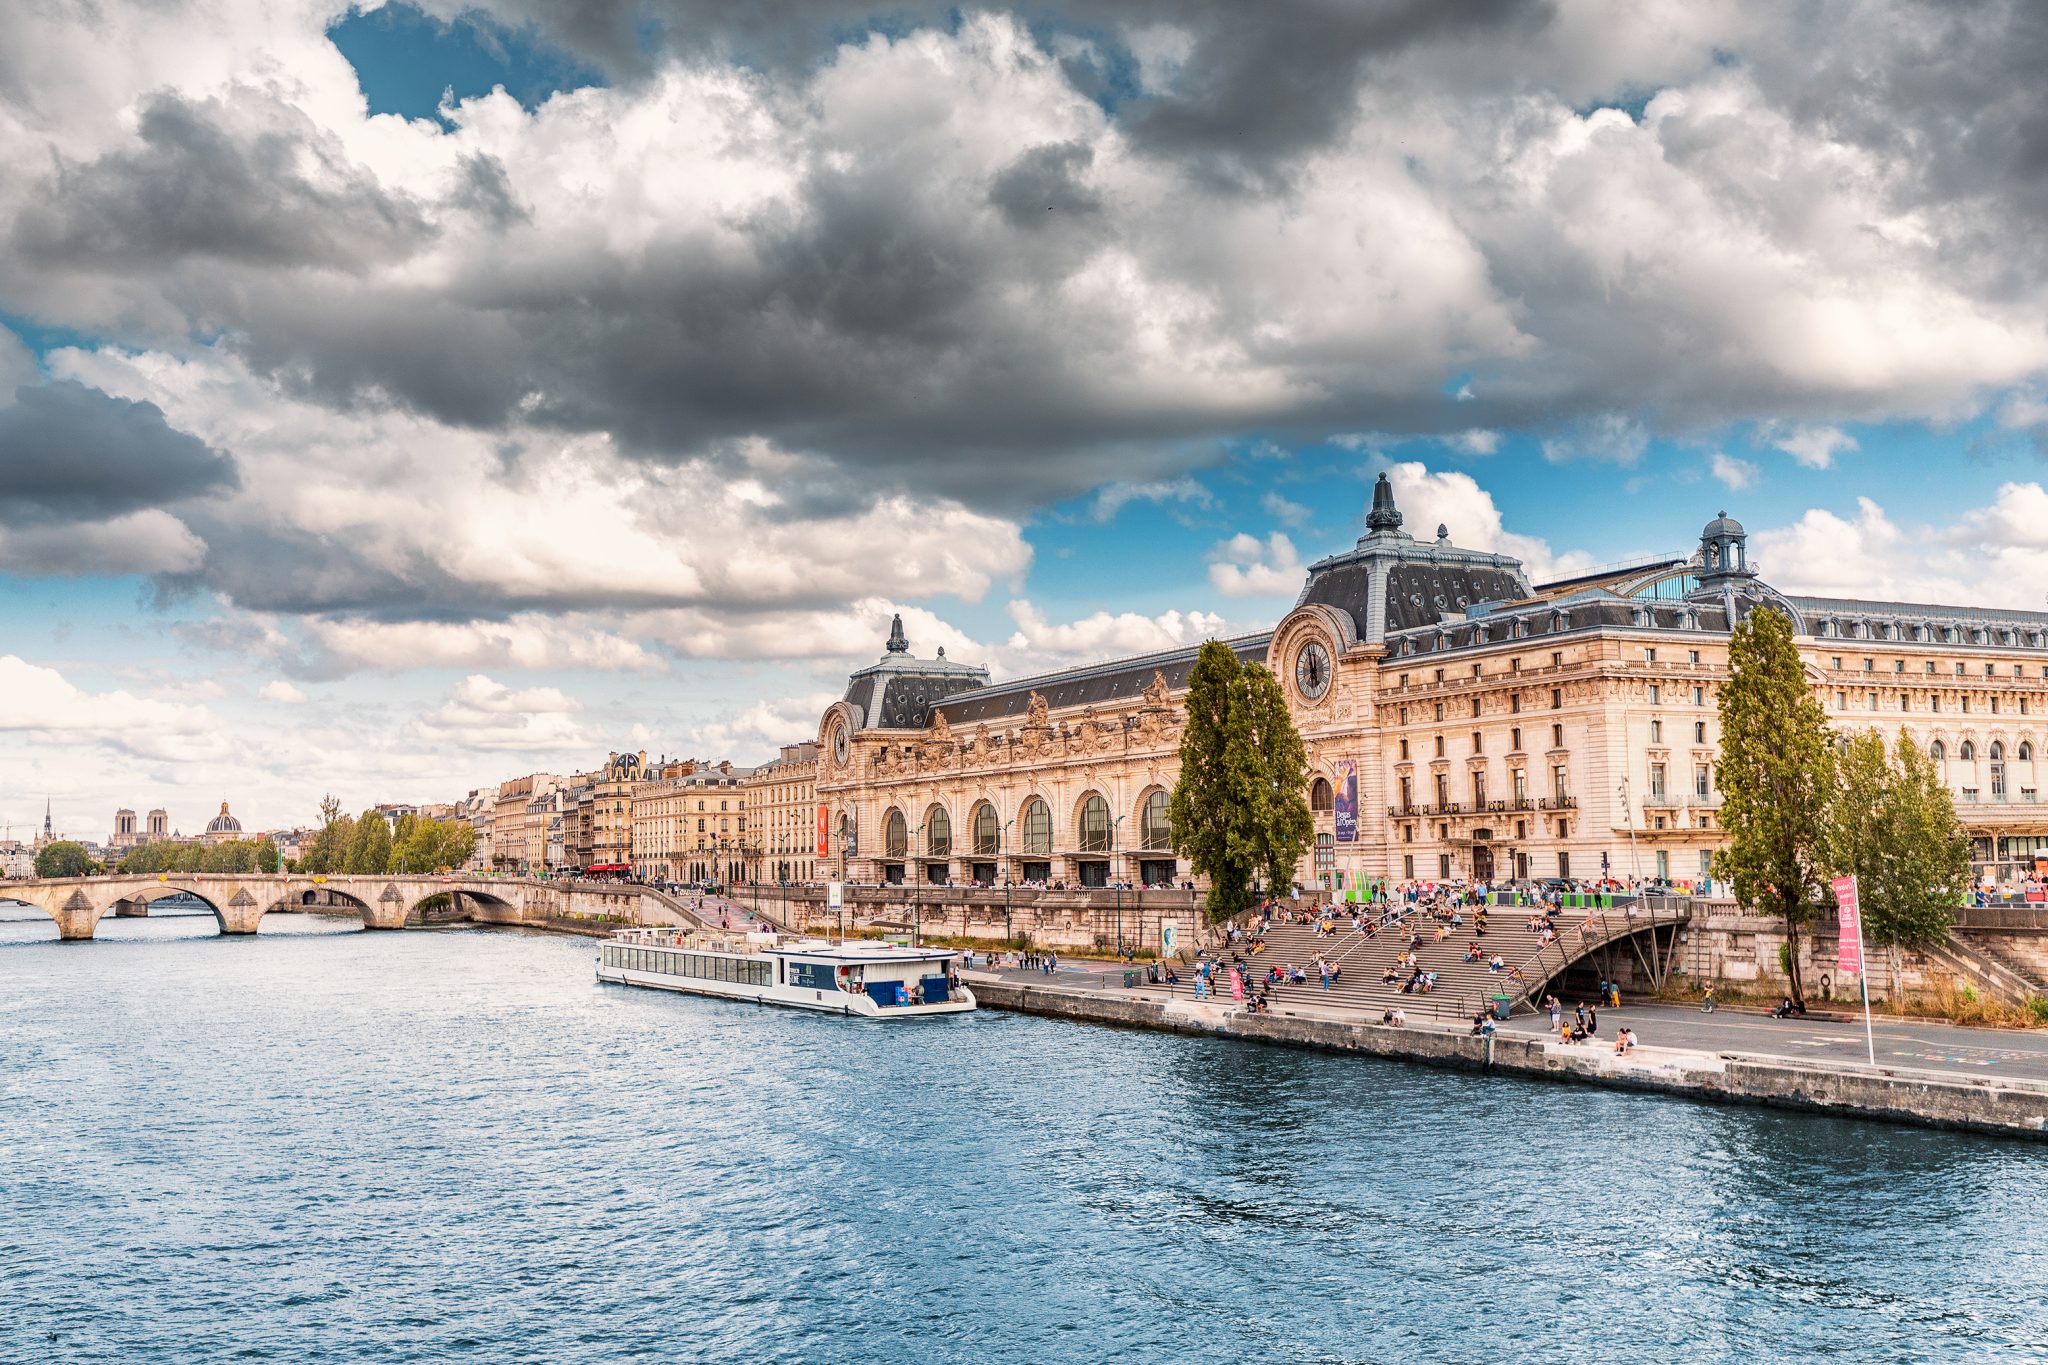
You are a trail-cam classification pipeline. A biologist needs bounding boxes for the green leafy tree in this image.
[1169,641,1315,920]
[1242,662,1315,895]
[1713,607,1834,1006]
[255,837,282,874]
[1821,730,1967,1003]
[344,809,393,874]
[35,840,94,878]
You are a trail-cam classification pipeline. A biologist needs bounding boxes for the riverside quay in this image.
[812,477,2048,894]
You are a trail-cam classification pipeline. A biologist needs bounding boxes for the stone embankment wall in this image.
[731,885,1219,953]
[973,979,2048,1140]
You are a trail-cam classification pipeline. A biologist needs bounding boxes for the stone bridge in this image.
[0,873,708,940]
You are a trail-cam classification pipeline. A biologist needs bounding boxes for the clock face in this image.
[1295,640,1333,701]
[832,721,849,764]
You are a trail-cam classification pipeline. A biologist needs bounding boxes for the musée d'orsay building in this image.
[812,475,2048,892]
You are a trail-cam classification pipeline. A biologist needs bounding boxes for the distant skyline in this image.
[6,0,2048,830]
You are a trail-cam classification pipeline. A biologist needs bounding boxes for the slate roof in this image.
[936,634,1272,725]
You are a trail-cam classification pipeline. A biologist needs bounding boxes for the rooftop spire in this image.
[1366,472,1403,534]
[885,612,909,653]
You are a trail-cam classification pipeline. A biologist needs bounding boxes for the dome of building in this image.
[1702,510,1744,539]
[206,800,242,835]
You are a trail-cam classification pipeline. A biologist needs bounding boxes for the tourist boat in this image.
[595,926,975,1017]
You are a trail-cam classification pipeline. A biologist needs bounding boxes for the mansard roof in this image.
[935,634,1272,726]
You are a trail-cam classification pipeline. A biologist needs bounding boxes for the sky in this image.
[5,0,2048,838]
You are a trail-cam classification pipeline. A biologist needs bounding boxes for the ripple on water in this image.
[3,913,2046,1362]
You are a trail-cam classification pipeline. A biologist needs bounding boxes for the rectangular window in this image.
[1552,688,1563,709]
[1963,788,1980,804]
[1691,686,1704,706]
[1992,696,2001,714]
[1649,762,1667,799]
[1511,726,1522,751]
[1963,696,1972,713]
[1472,732,1483,753]
[1836,691,1848,709]
[1434,702,1445,721]
[1832,657,1843,670]
[1656,850,1669,879]
[1688,650,1700,664]
[1553,766,1569,801]
[1439,853,1452,879]
[1894,660,1904,673]
[1399,674,1409,688]
[1510,694,1521,713]
[1869,693,1878,711]
[1927,662,1937,674]
[1513,769,1527,799]
[1987,663,1996,676]
[1399,738,1409,759]
[1552,723,1564,747]
[1403,854,1415,879]
[1558,852,1570,878]
[1694,721,1706,743]
[1700,850,1712,879]
[1472,772,1487,805]
[1863,658,1873,671]
[1551,652,1563,667]
[1399,706,1409,725]
[1435,669,1445,683]
[1472,698,1482,718]
[1696,764,1711,798]
[1644,648,1657,662]
[1511,658,1521,672]
[1648,685,1660,704]
[1435,736,1446,757]
[1650,719,1663,743]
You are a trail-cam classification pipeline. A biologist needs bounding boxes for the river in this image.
[3,907,2045,1362]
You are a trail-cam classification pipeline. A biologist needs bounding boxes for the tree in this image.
[1713,607,1835,1006]
[1169,641,1315,920]
[344,809,392,874]
[1241,662,1315,896]
[1823,731,1967,1002]
[35,840,93,878]
[255,838,282,874]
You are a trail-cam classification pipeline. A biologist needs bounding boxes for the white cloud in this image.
[1260,491,1312,527]
[1088,476,1215,523]
[1379,462,1596,584]
[416,674,589,753]
[0,509,204,576]
[257,680,308,704]
[692,693,840,760]
[1000,599,1227,671]
[0,655,220,761]
[1754,484,2048,609]
[1441,428,1501,455]
[1709,451,1758,491]
[294,614,664,678]
[1762,422,1858,469]
[1207,532,1304,597]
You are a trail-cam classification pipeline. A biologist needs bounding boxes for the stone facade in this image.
[815,478,2048,892]
[742,742,822,884]
[629,762,752,883]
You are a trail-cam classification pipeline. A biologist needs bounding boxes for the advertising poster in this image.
[1334,759,1358,843]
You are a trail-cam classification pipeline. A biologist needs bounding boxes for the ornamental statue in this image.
[1026,690,1050,727]
[1144,670,1170,708]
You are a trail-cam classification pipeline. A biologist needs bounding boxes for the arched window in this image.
[972,802,999,856]
[1021,798,1051,855]
[838,811,854,856]
[1961,741,1976,762]
[1930,740,1945,762]
[2022,742,2035,762]
[1140,790,1171,850]
[1078,793,1111,852]
[926,805,950,857]
[883,808,907,858]
[1310,777,1333,812]
[1991,741,2005,760]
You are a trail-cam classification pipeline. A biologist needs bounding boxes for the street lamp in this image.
[908,821,926,948]
[1110,813,1128,956]
[1617,778,1643,885]
[1001,817,1016,947]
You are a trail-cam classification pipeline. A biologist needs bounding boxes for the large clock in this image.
[1295,640,1333,701]
[832,721,850,765]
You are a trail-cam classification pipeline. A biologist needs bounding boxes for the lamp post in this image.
[1618,778,1643,885]
[910,821,926,948]
[1001,817,1016,948]
[1111,813,1128,956]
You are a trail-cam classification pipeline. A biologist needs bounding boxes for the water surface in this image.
[3,908,2043,1362]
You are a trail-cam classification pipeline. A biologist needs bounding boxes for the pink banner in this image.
[1832,875,1863,974]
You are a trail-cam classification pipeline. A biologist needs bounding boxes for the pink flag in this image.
[1831,875,1862,974]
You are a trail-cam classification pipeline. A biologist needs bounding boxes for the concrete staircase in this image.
[1215,907,1591,1022]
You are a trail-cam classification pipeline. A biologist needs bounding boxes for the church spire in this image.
[1365,472,1404,534]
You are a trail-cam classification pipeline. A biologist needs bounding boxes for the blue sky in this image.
[4,0,2048,834]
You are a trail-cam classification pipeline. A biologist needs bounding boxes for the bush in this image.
[2028,996,2048,1025]
[1778,940,1794,977]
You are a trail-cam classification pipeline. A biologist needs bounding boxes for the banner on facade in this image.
[1832,874,1863,975]
[1334,759,1358,842]
[816,804,830,858]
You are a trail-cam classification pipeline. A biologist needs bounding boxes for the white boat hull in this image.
[596,963,976,1017]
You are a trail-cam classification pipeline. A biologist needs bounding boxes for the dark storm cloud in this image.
[0,381,237,522]
[12,92,432,271]
[987,141,1100,225]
